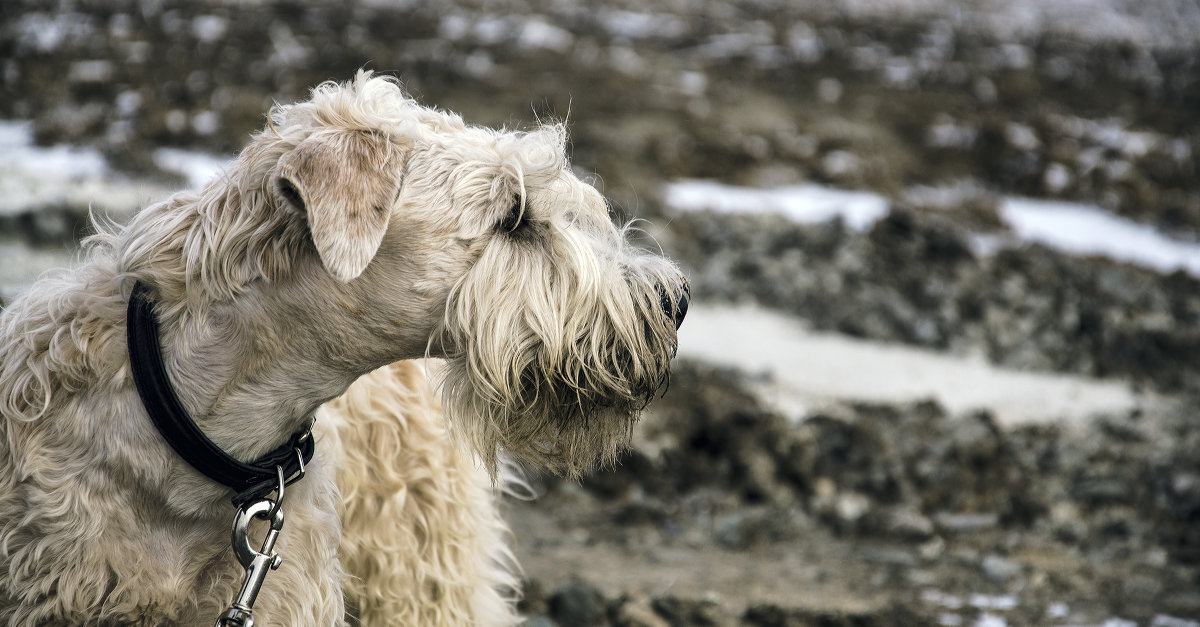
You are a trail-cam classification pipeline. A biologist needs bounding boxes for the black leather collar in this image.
[126,281,315,505]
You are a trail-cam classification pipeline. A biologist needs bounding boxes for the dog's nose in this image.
[673,285,689,329]
[658,282,689,330]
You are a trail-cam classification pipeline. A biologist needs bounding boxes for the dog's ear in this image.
[274,129,401,283]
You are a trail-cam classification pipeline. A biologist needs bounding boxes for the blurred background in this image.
[2,0,1199,625]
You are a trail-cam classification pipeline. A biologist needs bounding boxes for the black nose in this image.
[658,282,689,330]
[673,286,689,329]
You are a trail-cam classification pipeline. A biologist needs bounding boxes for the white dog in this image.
[0,73,687,625]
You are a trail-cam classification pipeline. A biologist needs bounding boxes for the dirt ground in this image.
[2,0,1199,624]
[504,361,1199,625]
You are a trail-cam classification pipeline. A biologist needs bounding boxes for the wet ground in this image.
[2,1,1199,624]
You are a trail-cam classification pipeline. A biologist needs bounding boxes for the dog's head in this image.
[424,139,689,478]
[244,73,688,475]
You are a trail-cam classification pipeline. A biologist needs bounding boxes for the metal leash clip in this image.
[215,497,286,627]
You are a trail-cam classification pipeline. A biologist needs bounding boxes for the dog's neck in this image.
[119,189,442,467]
[150,284,361,465]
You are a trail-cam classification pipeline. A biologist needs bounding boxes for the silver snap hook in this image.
[216,498,286,627]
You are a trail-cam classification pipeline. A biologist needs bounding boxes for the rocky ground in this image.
[664,207,1200,395]
[3,0,1199,625]
[508,361,1200,626]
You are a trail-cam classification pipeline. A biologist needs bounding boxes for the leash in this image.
[126,281,315,625]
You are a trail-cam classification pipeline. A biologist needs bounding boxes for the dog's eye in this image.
[500,195,524,232]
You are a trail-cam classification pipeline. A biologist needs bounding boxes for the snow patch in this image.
[518,19,574,52]
[0,119,237,219]
[676,303,1149,427]
[662,180,888,231]
[1000,198,1200,276]
[664,179,1200,277]
[1151,616,1200,627]
[600,11,687,40]
[153,148,230,188]
[0,121,160,218]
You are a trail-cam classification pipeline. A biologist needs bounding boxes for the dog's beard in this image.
[437,360,656,478]
[433,235,681,478]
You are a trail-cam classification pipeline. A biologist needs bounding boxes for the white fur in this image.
[0,72,684,624]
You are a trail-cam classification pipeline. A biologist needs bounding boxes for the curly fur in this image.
[0,72,685,624]
[318,362,520,626]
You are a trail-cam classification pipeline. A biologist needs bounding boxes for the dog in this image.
[0,72,687,625]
